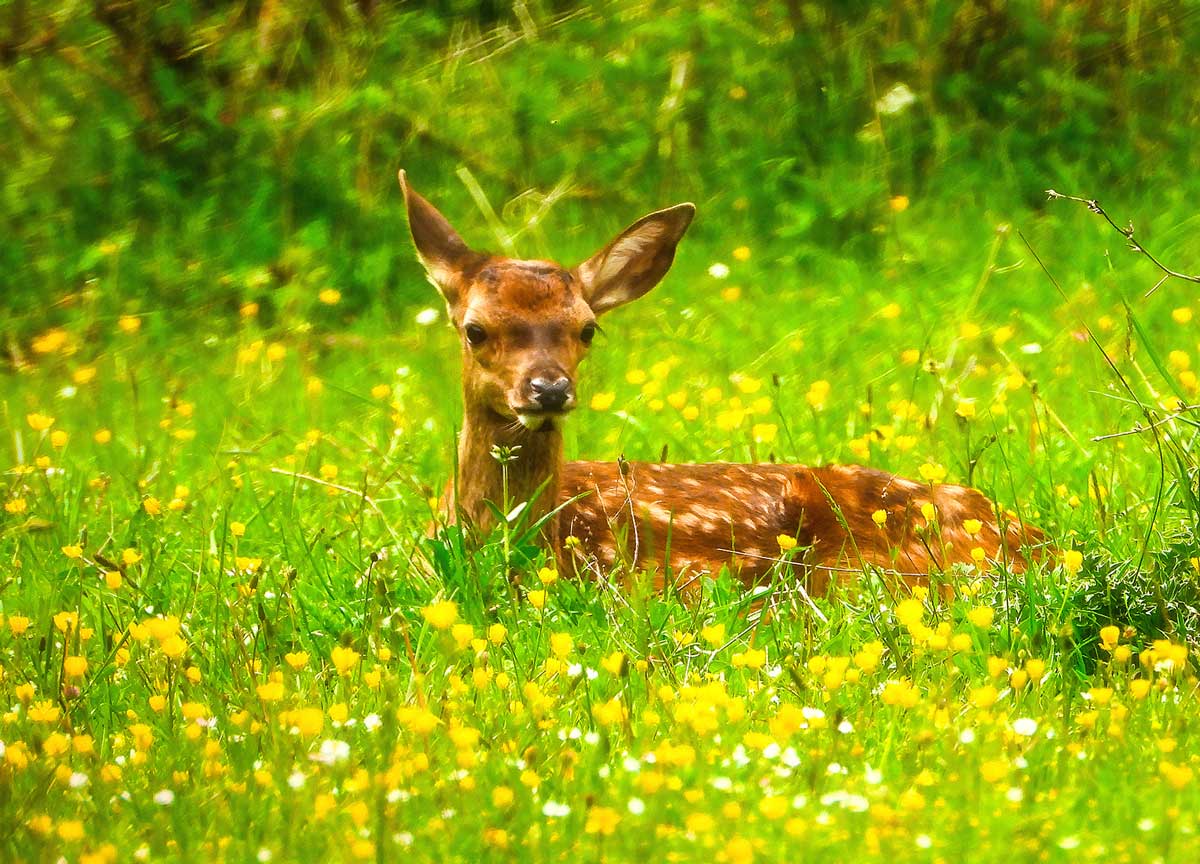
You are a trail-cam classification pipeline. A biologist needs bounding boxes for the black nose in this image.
[530,376,572,411]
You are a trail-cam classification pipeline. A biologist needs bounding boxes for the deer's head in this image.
[399,171,694,431]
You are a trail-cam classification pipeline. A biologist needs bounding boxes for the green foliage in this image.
[3,1,1200,322]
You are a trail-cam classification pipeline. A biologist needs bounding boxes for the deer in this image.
[399,170,1045,596]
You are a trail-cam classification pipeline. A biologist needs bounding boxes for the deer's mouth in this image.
[512,404,575,430]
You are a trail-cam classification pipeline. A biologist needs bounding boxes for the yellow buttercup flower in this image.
[421,600,459,630]
[330,645,360,676]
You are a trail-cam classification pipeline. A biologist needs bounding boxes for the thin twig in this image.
[270,467,377,501]
[1091,403,1200,441]
[1045,190,1200,296]
[1018,228,1166,602]
[268,467,400,544]
[719,547,930,581]
[712,549,830,623]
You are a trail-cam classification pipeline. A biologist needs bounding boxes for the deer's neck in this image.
[456,403,564,538]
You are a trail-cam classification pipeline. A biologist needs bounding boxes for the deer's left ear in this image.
[574,203,695,315]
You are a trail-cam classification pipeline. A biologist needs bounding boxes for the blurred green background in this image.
[3,0,1199,327]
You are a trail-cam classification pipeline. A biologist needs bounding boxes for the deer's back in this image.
[558,460,1041,592]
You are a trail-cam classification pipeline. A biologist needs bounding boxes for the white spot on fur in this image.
[676,513,705,530]
[696,506,729,524]
[643,504,673,523]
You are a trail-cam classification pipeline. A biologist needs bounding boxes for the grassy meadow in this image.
[4,2,1200,862]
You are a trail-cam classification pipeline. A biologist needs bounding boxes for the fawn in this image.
[400,171,1043,594]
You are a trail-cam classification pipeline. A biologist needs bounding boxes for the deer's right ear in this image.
[399,170,472,306]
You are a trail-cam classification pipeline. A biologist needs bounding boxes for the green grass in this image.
[3,186,1200,862]
[5,1,1200,861]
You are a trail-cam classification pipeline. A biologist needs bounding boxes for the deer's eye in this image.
[580,323,597,345]
[464,323,487,346]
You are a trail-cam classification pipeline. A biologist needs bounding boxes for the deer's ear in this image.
[575,203,695,315]
[399,170,475,305]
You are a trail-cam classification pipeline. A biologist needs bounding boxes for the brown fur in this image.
[400,171,1045,593]
[559,461,1042,594]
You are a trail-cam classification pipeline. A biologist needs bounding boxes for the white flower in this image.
[762,742,781,759]
[711,776,733,791]
[837,720,854,734]
[622,756,641,773]
[287,771,306,789]
[257,849,273,862]
[708,263,730,279]
[363,713,382,732]
[1020,342,1043,354]
[69,772,89,789]
[819,790,870,812]
[1012,717,1038,737]
[542,800,571,818]
[959,729,976,745]
[915,835,933,849]
[311,739,351,765]
[627,797,645,815]
[1006,787,1024,803]
[876,83,916,116]
[415,308,440,326]
[154,789,175,806]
